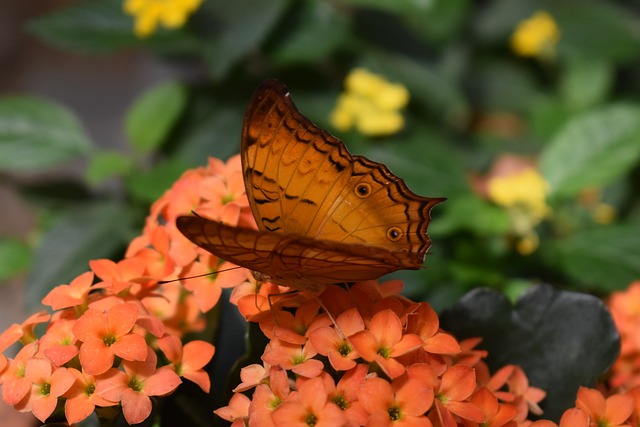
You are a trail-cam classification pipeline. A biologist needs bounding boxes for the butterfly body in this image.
[177,80,444,292]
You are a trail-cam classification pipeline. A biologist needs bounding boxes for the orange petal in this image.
[575,386,605,418]
[604,393,634,425]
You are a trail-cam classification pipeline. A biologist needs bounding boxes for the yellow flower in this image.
[487,168,551,255]
[330,68,410,137]
[124,0,203,38]
[510,11,560,58]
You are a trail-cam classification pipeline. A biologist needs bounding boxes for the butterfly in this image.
[177,80,444,293]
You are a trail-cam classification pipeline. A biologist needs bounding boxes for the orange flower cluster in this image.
[217,279,550,427]
[609,281,640,390]
[0,156,250,424]
[2,154,638,426]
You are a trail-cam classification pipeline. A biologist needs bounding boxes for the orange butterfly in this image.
[177,80,444,293]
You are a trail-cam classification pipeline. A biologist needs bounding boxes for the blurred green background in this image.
[2,0,640,319]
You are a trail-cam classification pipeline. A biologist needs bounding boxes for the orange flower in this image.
[63,368,116,424]
[349,309,424,378]
[95,347,181,425]
[1,342,38,406]
[214,392,251,427]
[575,386,633,427]
[17,311,50,344]
[433,364,484,425]
[72,302,148,375]
[157,334,215,392]
[260,299,330,345]
[37,319,78,366]
[360,375,433,426]
[406,303,461,355]
[0,323,23,373]
[308,307,365,371]
[247,365,290,427]
[323,364,369,426]
[42,271,94,311]
[89,258,146,294]
[262,339,324,378]
[182,256,248,312]
[234,363,270,392]
[271,376,347,427]
[13,358,75,422]
[125,224,175,278]
[530,408,589,427]
[467,387,518,427]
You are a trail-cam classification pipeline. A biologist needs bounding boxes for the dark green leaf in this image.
[560,57,613,111]
[126,81,188,153]
[85,150,134,185]
[172,91,245,165]
[548,224,640,291]
[367,52,469,127]
[199,0,292,79]
[268,1,352,65]
[0,238,32,282]
[126,159,190,204]
[552,0,640,63]
[26,201,134,309]
[28,0,139,53]
[540,104,640,198]
[0,96,92,172]
[440,285,619,421]
[341,0,438,16]
[351,128,468,197]
[433,194,510,236]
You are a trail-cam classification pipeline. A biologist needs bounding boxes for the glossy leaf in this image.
[28,0,139,53]
[540,104,640,198]
[0,96,92,172]
[0,239,32,282]
[548,224,640,291]
[125,81,188,153]
[199,0,292,79]
[26,201,134,309]
[85,150,134,185]
[126,159,190,204]
[267,1,351,65]
[440,285,619,421]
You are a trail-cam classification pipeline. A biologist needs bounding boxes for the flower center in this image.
[387,406,401,421]
[305,412,318,426]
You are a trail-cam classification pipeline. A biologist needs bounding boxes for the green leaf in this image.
[199,0,292,79]
[552,0,640,63]
[126,159,190,205]
[560,57,613,111]
[0,238,32,282]
[85,150,134,185]
[28,0,139,53]
[367,52,469,127]
[0,96,92,172]
[350,128,468,197]
[548,224,640,291]
[440,285,619,421]
[540,104,640,198]
[433,194,510,236]
[26,201,134,309]
[126,81,188,153]
[341,0,438,16]
[267,1,352,65]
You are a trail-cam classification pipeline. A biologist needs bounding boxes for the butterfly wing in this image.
[241,80,443,266]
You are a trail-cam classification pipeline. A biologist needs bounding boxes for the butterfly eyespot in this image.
[355,183,371,198]
[386,226,403,241]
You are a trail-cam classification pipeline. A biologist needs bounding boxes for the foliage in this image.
[2,0,640,425]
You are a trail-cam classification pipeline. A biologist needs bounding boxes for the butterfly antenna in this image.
[157,266,243,284]
[314,295,346,340]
